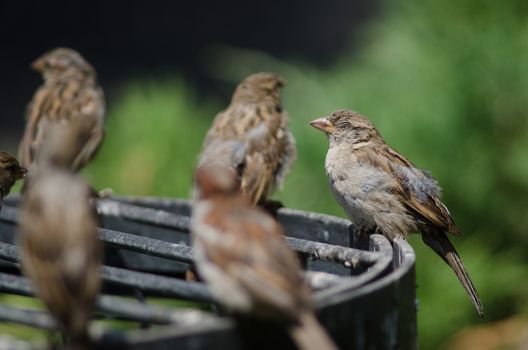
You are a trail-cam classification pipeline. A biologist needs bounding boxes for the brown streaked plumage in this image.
[311,109,483,318]
[21,116,98,194]
[19,47,105,176]
[191,164,338,350]
[20,170,101,349]
[197,72,296,205]
[0,152,27,209]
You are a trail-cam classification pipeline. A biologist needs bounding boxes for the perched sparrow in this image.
[20,170,102,348]
[197,72,296,205]
[191,165,337,350]
[20,116,98,195]
[19,47,105,175]
[0,152,27,209]
[311,109,483,318]
[36,116,98,171]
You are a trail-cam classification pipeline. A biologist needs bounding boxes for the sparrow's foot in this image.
[351,225,372,250]
[98,188,114,198]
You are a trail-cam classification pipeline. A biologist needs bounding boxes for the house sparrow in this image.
[0,152,27,209]
[20,170,102,349]
[20,116,98,195]
[311,109,483,318]
[19,47,105,175]
[191,164,337,350]
[197,72,296,206]
[36,116,97,171]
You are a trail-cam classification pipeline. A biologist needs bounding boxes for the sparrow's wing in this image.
[60,236,102,309]
[19,87,49,168]
[241,104,292,203]
[386,147,460,235]
[21,214,75,325]
[273,125,297,189]
[359,145,460,235]
[21,177,101,330]
[201,102,292,204]
[20,80,104,172]
[200,201,309,317]
[71,87,105,172]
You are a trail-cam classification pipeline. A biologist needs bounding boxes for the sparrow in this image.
[20,170,102,349]
[197,72,296,206]
[20,116,98,195]
[0,152,27,209]
[191,164,338,350]
[19,47,105,176]
[36,116,98,171]
[311,109,483,318]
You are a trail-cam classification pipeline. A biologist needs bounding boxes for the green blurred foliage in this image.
[84,0,528,348]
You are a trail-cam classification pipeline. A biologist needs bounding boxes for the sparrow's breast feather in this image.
[325,147,400,224]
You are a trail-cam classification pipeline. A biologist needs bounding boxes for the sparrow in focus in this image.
[191,164,338,350]
[197,72,296,206]
[19,47,105,176]
[310,109,483,318]
[20,170,102,349]
[0,152,27,209]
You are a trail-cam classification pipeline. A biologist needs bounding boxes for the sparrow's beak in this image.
[310,118,335,134]
[15,166,28,180]
[31,57,45,73]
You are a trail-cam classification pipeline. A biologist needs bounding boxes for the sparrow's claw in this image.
[98,188,114,199]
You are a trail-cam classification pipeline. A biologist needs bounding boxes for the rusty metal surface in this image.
[0,196,417,349]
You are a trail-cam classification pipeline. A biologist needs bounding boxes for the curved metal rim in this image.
[107,196,416,317]
[0,195,416,349]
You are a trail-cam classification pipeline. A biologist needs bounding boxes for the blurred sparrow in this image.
[0,152,26,209]
[21,116,99,195]
[20,170,102,348]
[36,116,98,171]
[311,109,483,318]
[191,164,338,350]
[19,47,105,175]
[197,72,296,206]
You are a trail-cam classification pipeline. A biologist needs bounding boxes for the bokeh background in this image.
[1,0,528,348]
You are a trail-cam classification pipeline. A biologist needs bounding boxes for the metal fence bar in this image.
[0,271,215,328]
[100,266,212,302]
[97,199,190,231]
[0,305,55,330]
[99,228,194,263]
[0,205,382,266]
[285,236,380,265]
[0,196,417,349]
[314,234,393,301]
[0,242,213,303]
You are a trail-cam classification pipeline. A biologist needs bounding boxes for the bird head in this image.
[194,164,241,200]
[310,109,381,146]
[31,47,94,78]
[0,152,27,180]
[233,72,286,102]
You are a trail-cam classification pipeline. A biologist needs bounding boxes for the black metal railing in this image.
[0,196,417,349]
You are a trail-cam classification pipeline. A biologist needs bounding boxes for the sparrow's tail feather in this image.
[422,231,484,318]
[289,311,339,350]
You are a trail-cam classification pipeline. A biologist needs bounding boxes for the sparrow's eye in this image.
[336,121,351,129]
